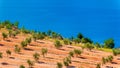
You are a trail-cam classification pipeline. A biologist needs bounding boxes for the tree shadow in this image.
[6,40,12,42]
[1,62,9,65]
[111,62,117,64]
[30,44,37,46]
[38,61,45,64]
[67,66,76,68]
[106,66,113,68]
[0,44,4,46]
[46,57,54,59]
[9,57,15,59]
[24,48,34,51]
[36,41,45,44]
[117,58,120,60]
[78,56,86,59]
[58,48,66,51]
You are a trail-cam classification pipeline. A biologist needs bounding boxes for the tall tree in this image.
[104,38,114,48]
[77,33,83,39]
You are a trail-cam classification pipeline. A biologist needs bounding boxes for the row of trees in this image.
[0,20,115,49]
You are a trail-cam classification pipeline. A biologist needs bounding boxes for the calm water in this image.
[0,0,120,47]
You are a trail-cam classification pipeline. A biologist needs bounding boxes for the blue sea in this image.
[0,0,120,47]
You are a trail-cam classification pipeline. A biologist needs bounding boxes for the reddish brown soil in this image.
[0,33,120,68]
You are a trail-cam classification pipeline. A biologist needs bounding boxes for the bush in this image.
[57,62,63,68]
[63,57,71,66]
[14,45,21,54]
[54,40,62,49]
[6,50,11,57]
[25,37,32,45]
[19,65,25,68]
[69,51,74,57]
[21,41,27,48]
[2,32,8,40]
[96,63,101,68]
[63,39,70,45]
[27,59,34,68]
[41,48,48,57]
[102,57,106,65]
[73,38,81,44]
[0,52,3,58]
[112,49,120,56]
[74,49,82,57]
[33,52,40,62]
[85,43,94,51]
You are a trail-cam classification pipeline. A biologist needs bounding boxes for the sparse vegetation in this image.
[6,50,11,57]
[54,40,62,49]
[96,63,101,68]
[21,41,27,49]
[63,57,71,67]
[2,32,8,40]
[14,45,21,54]
[33,52,40,62]
[69,51,74,57]
[74,49,82,57]
[0,52,3,58]
[41,48,48,57]
[0,20,119,68]
[84,43,94,51]
[57,62,63,68]
[19,65,25,68]
[27,59,34,68]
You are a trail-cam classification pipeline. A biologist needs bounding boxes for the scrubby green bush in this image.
[14,45,21,54]
[63,39,70,45]
[2,32,8,40]
[33,52,40,62]
[112,49,120,56]
[57,62,63,68]
[69,51,74,57]
[6,50,11,57]
[19,65,25,68]
[54,40,62,49]
[63,57,71,67]
[25,37,32,45]
[41,48,48,57]
[96,63,101,68]
[27,59,34,68]
[85,43,94,51]
[0,52,3,58]
[74,49,82,57]
[21,41,27,49]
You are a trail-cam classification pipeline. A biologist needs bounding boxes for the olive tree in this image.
[41,48,48,57]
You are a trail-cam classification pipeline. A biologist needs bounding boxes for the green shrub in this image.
[63,57,71,66]
[96,63,101,68]
[85,43,94,51]
[33,52,40,62]
[27,59,34,68]
[2,32,8,40]
[112,49,120,56]
[63,39,70,45]
[6,50,11,57]
[41,48,48,57]
[19,65,25,68]
[14,45,21,54]
[0,52,3,58]
[54,40,62,49]
[69,51,74,57]
[57,62,63,68]
[74,49,82,57]
[21,41,27,48]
